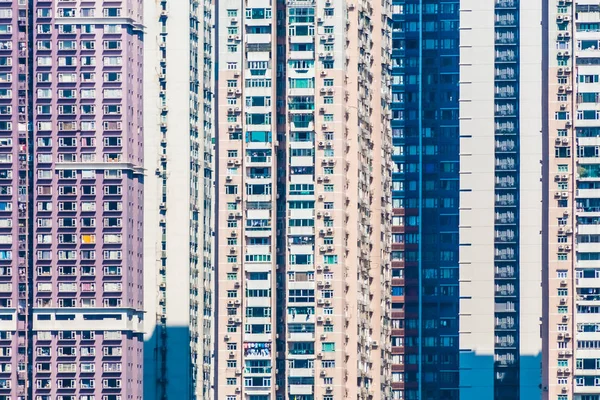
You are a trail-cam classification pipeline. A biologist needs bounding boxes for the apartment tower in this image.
[390,2,460,399]
[215,0,393,398]
[542,1,600,400]
[143,0,214,399]
[0,0,144,399]
[459,1,542,399]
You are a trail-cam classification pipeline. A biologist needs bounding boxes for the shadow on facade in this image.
[143,324,194,400]
[459,352,541,400]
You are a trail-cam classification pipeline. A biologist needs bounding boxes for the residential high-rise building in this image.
[214,0,393,398]
[390,2,460,399]
[0,0,144,399]
[143,0,214,399]
[542,2,600,400]
[459,1,542,399]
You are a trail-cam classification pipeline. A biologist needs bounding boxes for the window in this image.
[557,270,568,278]
[226,378,237,385]
[558,359,568,367]
[322,342,335,352]
[227,9,238,17]
[323,255,337,264]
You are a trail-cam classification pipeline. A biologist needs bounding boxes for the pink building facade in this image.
[0,0,144,398]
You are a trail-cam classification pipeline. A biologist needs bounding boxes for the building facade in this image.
[390,2,460,399]
[0,0,144,399]
[542,2,600,400]
[143,0,214,399]
[214,0,393,398]
[460,1,542,399]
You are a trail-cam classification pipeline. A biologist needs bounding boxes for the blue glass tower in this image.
[390,2,460,400]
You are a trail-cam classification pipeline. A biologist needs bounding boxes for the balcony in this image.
[288,384,313,395]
